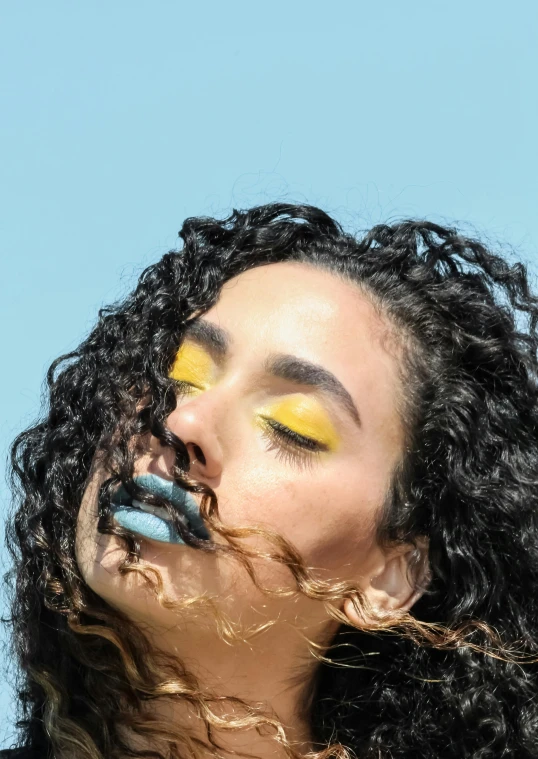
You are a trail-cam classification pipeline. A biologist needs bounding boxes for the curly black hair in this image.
[4,203,538,758]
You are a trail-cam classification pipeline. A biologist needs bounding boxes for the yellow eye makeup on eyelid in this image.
[169,341,214,391]
[255,394,340,451]
[169,348,340,453]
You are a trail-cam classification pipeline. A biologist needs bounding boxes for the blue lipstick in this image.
[110,474,210,545]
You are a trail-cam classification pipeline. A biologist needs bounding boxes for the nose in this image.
[165,392,224,481]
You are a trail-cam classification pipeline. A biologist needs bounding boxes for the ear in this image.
[343,538,430,627]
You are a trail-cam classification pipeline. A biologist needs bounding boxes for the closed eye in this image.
[173,379,202,395]
[261,418,328,452]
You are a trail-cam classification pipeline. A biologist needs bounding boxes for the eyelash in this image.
[172,381,327,469]
[173,380,199,396]
[260,418,327,469]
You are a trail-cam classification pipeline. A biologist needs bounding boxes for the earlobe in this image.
[343,540,430,628]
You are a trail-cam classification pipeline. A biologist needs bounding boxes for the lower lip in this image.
[110,505,186,544]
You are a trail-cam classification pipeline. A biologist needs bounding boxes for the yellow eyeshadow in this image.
[255,394,340,451]
[168,341,214,390]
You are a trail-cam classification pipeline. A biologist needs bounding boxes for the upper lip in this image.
[111,473,210,541]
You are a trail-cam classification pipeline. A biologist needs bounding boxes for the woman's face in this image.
[76,262,407,643]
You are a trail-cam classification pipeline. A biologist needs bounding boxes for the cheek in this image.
[217,456,385,580]
[282,477,382,577]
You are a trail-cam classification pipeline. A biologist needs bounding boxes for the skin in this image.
[76,261,426,758]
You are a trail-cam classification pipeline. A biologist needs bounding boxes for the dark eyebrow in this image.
[182,319,361,428]
[265,354,362,428]
[183,319,230,360]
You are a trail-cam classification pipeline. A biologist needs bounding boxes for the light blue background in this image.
[1,0,537,747]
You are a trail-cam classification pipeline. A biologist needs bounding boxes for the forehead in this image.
[203,262,404,439]
[205,261,395,357]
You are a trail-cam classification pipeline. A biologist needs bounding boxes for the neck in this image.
[134,615,338,759]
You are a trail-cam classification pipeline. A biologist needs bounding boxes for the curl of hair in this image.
[4,202,538,758]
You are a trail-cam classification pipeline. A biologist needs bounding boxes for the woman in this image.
[3,203,538,759]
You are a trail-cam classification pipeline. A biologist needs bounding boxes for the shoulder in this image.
[0,749,46,758]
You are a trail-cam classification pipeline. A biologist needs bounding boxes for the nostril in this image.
[192,444,206,467]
